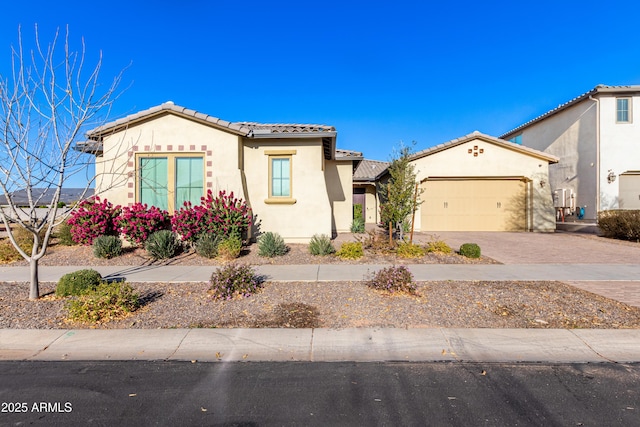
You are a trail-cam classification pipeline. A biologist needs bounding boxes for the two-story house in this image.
[501,85,640,221]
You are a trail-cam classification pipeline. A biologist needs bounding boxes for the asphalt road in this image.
[1,361,639,426]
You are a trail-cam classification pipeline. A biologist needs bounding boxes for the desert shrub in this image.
[257,232,288,257]
[0,240,21,263]
[350,216,365,233]
[598,210,640,241]
[117,203,170,246]
[367,265,416,294]
[459,243,481,258]
[65,282,140,323]
[92,235,123,259]
[56,221,76,246]
[171,190,253,244]
[209,263,263,300]
[356,229,395,253]
[0,226,48,262]
[336,241,363,259]
[217,234,243,260]
[426,240,453,254]
[67,197,121,245]
[56,269,103,297]
[145,230,180,260]
[195,233,223,258]
[396,241,426,258]
[353,204,363,220]
[309,234,335,256]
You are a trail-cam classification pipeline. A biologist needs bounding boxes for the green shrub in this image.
[209,263,263,300]
[145,230,180,260]
[92,235,123,259]
[367,265,416,294]
[309,234,335,256]
[353,204,363,220]
[218,234,243,260]
[195,234,223,259]
[459,243,481,258]
[56,269,103,297]
[65,282,140,323]
[56,221,76,246]
[350,216,365,233]
[426,240,452,254]
[396,242,426,258]
[598,210,640,241]
[336,241,363,259]
[258,232,288,257]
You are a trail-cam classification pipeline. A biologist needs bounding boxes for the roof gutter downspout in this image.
[589,93,600,218]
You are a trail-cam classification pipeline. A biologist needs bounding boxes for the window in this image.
[271,157,290,197]
[138,154,204,212]
[617,97,631,123]
[508,134,523,145]
[265,150,296,204]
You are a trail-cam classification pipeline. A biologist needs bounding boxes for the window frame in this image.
[136,152,205,213]
[265,150,297,204]
[616,97,632,123]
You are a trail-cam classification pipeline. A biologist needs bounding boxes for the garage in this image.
[619,171,640,209]
[420,178,527,231]
[407,132,558,232]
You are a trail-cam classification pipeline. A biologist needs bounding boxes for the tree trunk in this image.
[29,257,40,300]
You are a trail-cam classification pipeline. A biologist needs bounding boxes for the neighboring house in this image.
[0,188,93,207]
[80,102,355,242]
[500,85,640,221]
[408,132,558,232]
[352,158,389,225]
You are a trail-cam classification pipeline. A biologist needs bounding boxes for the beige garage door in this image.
[421,179,526,231]
[619,172,640,209]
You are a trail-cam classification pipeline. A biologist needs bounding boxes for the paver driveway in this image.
[424,231,640,264]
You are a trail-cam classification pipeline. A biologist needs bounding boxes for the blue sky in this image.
[2,0,640,169]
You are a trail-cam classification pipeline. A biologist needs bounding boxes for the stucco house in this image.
[408,132,558,232]
[500,85,640,221]
[80,102,355,242]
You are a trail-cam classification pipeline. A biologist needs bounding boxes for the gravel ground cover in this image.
[2,237,640,329]
[2,280,640,330]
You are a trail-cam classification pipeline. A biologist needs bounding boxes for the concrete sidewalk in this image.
[2,328,640,363]
[3,263,640,283]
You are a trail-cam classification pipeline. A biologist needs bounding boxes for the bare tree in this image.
[0,25,126,299]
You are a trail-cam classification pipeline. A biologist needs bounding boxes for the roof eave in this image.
[248,131,337,139]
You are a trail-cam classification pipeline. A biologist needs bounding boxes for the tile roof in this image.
[88,102,252,137]
[500,85,640,138]
[353,159,389,181]
[236,122,336,135]
[411,131,559,163]
[87,102,336,138]
[335,148,363,159]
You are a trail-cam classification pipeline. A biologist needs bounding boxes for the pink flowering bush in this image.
[117,203,170,246]
[171,190,253,244]
[67,197,121,245]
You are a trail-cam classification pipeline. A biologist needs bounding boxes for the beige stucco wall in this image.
[95,114,245,209]
[242,139,333,243]
[94,112,345,243]
[513,100,598,220]
[409,137,555,232]
[325,159,353,233]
